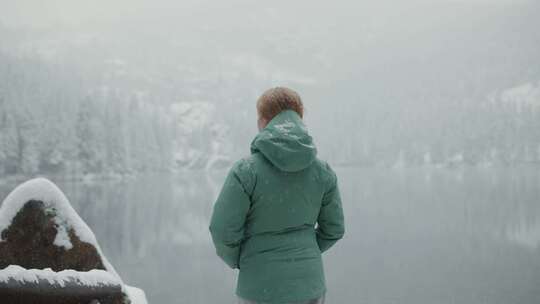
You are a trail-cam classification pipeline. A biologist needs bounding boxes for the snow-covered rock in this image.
[0,178,117,273]
[0,177,147,304]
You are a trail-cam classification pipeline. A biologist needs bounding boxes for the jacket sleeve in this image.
[209,160,254,269]
[316,164,345,253]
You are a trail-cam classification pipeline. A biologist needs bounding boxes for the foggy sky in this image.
[1,0,532,29]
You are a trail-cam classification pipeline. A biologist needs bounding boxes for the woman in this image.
[209,87,345,304]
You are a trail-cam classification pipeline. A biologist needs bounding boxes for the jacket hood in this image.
[250,110,317,172]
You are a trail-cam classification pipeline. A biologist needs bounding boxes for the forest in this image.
[1,1,539,177]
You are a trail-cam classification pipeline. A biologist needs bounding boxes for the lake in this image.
[1,166,539,304]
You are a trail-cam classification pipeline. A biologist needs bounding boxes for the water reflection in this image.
[0,167,539,304]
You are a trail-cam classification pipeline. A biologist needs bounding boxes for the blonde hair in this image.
[256,87,304,121]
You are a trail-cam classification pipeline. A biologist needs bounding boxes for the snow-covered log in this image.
[0,265,123,304]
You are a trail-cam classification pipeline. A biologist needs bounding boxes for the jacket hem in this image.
[235,286,327,304]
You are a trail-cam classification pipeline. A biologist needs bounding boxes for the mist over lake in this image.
[2,166,540,303]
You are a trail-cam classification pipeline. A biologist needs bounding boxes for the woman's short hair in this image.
[257,87,304,121]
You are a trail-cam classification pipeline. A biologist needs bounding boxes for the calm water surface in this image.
[1,167,539,304]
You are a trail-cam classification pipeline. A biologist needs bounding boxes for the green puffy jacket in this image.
[209,109,345,303]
